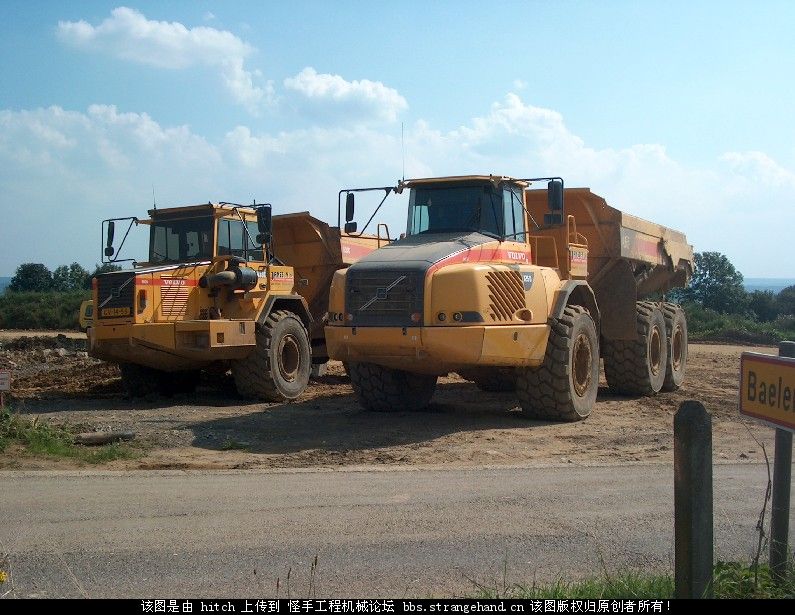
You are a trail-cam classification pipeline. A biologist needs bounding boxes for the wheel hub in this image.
[671,325,683,370]
[278,334,301,382]
[649,326,662,376]
[572,333,593,397]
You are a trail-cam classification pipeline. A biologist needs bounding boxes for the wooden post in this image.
[770,341,794,582]
[674,400,713,598]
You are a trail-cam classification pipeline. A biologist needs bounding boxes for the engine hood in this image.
[350,231,495,273]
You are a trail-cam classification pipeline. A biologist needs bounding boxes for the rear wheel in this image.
[232,310,311,402]
[662,302,688,391]
[603,301,668,396]
[516,305,599,421]
[348,362,437,412]
[457,367,517,392]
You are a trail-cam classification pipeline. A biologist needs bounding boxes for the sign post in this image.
[0,369,10,408]
[739,342,795,583]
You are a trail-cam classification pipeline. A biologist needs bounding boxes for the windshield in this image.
[406,183,526,239]
[149,216,214,263]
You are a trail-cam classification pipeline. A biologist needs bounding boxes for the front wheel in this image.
[516,305,599,421]
[232,310,311,402]
[348,362,437,412]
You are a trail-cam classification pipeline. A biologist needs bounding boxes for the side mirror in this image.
[548,180,563,212]
[344,221,358,234]
[104,221,115,257]
[345,192,355,223]
[256,204,272,245]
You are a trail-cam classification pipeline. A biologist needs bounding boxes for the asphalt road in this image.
[0,463,788,598]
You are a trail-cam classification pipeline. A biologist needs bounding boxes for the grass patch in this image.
[474,563,794,599]
[0,407,138,464]
[475,570,674,599]
[713,561,795,599]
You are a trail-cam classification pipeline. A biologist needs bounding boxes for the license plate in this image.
[101,307,130,317]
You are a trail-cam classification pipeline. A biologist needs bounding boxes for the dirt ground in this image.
[0,332,780,470]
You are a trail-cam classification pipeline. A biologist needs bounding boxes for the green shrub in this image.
[683,302,795,345]
[0,290,89,330]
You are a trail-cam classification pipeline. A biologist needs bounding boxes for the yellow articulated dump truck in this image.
[326,176,693,421]
[89,202,387,400]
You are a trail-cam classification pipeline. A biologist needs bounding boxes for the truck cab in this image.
[89,203,312,400]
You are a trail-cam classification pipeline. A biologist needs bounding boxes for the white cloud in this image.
[1,94,793,277]
[284,67,408,123]
[57,7,270,114]
[720,150,795,188]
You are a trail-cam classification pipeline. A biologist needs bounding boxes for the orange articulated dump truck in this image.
[88,202,388,400]
[325,176,693,421]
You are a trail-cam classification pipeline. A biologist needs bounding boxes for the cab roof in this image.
[398,175,530,190]
[148,202,258,218]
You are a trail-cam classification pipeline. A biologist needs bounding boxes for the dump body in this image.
[271,212,388,359]
[525,188,693,340]
[525,188,693,293]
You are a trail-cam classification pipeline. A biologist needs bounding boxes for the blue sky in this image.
[1,1,794,277]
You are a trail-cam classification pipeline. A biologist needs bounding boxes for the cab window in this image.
[150,216,213,263]
[502,187,526,240]
[217,218,264,261]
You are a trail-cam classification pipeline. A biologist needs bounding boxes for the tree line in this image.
[5,262,121,293]
[664,251,794,344]
[676,252,794,322]
[0,262,121,330]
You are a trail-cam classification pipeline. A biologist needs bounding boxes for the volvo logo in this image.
[359,275,406,311]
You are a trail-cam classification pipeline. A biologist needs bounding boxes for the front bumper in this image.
[325,324,549,374]
[89,319,256,371]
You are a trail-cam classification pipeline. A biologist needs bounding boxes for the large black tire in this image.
[603,301,668,396]
[516,305,599,421]
[232,310,311,402]
[119,363,161,397]
[662,302,688,391]
[348,362,437,412]
[457,367,517,392]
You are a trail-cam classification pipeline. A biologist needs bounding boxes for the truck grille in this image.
[486,271,525,322]
[160,284,190,318]
[346,269,423,326]
[96,272,135,319]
